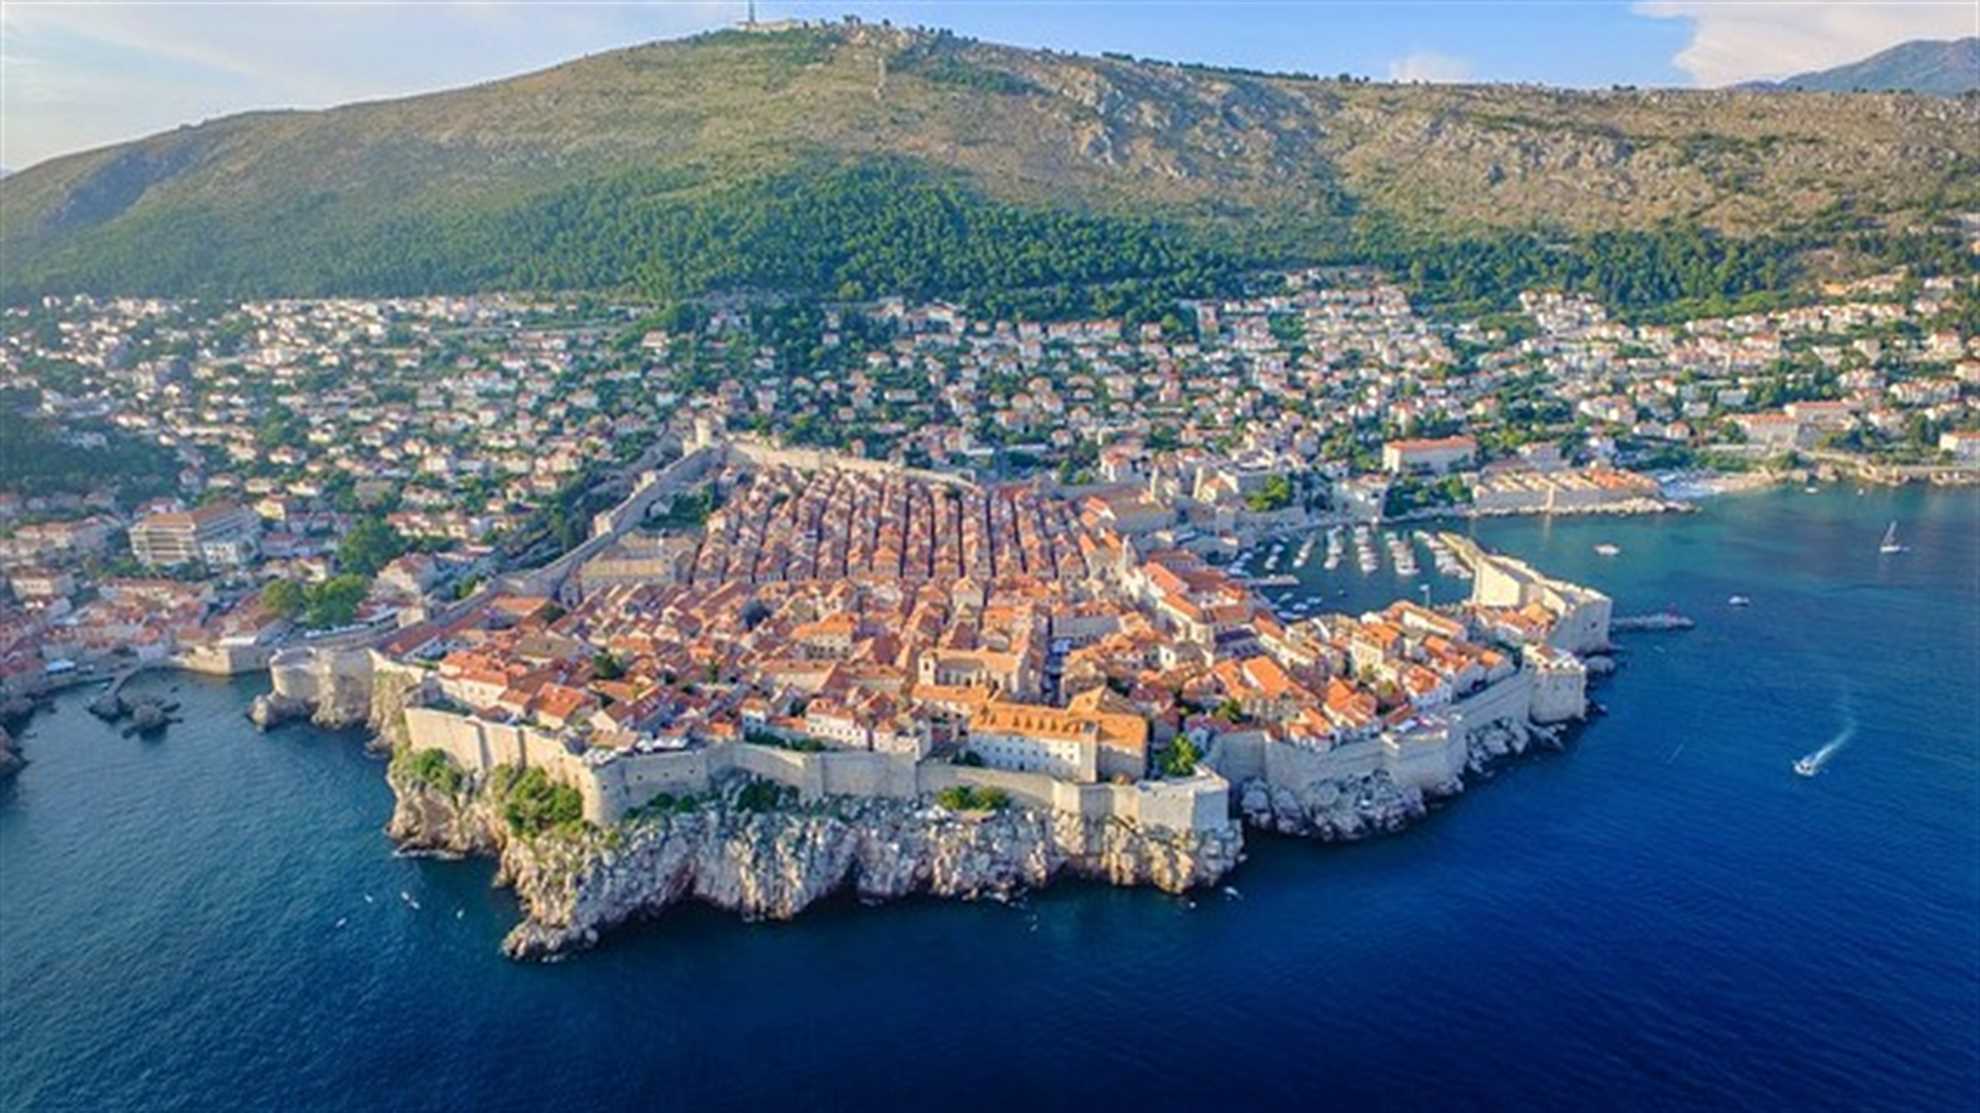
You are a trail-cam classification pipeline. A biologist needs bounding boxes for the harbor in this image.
[1230,523,1477,618]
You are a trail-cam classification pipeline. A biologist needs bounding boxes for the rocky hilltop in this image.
[388,767,1243,960]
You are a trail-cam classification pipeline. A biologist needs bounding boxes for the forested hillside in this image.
[4,23,1976,310]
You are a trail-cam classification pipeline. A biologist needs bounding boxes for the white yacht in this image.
[1878,521,1907,555]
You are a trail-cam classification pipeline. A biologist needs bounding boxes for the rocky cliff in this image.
[0,726,24,780]
[1236,768,1430,839]
[388,768,1243,960]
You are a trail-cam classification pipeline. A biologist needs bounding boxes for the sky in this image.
[1,1,1974,171]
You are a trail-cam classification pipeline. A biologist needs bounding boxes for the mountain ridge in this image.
[3,23,1977,304]
[1738,37,1979,95]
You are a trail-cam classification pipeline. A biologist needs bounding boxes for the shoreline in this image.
[385,765,1245,959]
[378,684,1597,959]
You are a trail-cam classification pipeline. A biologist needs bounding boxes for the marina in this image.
[1231,523,1489,623]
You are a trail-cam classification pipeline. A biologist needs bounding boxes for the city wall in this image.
[269,645,376,724]
[723,440,978,490]
[399,706,1227,834]
[175,641,277,676]
[1205,669,1537,793]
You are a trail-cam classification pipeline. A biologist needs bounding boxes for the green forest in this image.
[6,155,1971,320]
[0,415,179,500]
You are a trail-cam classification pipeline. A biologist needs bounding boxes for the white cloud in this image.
[1387,50,1473,83]
[0,2,733,169]
[1636,1,1977,86]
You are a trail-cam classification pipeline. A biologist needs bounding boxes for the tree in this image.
[261,579,306,620]
[1161,735,1202,777]
[1244,474,1295,512]
[303,574,370,629]
[337,517,406,577]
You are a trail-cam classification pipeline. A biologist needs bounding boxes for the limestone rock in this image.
[387,771,1242,962]
[0,727,23,780]
[246,692,309,730]
[1235,769,1425,841]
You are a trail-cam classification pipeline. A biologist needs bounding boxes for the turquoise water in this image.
[3,488,1975,1111]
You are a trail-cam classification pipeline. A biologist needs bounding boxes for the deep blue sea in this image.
[4,487,1976,1112]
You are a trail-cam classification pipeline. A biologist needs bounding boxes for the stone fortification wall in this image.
[594,749,715,812]
[1450,535,1612,654]
[592,446,724,538]
[820,751,921,799]
[175,641,276,676]
[919,763,1058,810]
[390,643,1534,837]
[399,706,1227,834]
[268,646,375,728]
[1266,735,1387,784]
[1531,664,1587,724]
[1446,669,1536,735]
[1207,669,1538,794]
[724,440,977,490]
[366,656,433,750]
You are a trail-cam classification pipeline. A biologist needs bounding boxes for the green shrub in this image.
[393,747,465,795]
[500,766,585,836]
[936,785,1011,811]
[1160,736,1201,778]
[626,791,711,823]
[736,779,794,812]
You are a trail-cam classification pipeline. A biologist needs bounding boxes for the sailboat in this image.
[1878,521,1908,555]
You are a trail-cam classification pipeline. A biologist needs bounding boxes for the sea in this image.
[3,486,1975,1113]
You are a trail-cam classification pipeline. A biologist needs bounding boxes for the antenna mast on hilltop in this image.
[745,0,757,28]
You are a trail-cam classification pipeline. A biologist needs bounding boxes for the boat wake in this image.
[1795,723,1854,777]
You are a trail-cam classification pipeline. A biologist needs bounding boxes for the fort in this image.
[242,446,1627,953]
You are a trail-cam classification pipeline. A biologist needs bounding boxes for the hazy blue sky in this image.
[2,1,1972,170]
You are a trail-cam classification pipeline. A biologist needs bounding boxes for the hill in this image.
[1740,37,1979,95]
[3,22,1977,310]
